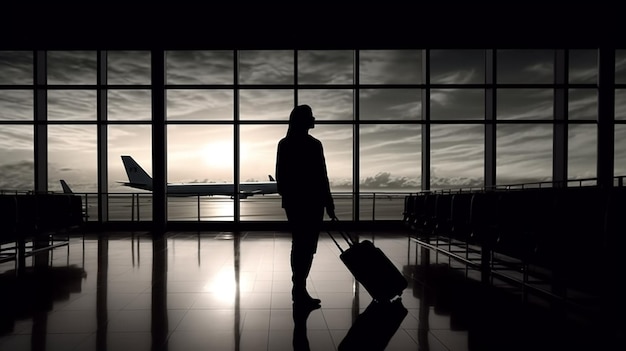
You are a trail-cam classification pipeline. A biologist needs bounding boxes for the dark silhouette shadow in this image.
[276,105,337,305]
[0,258,86,335]
[292,302,321,351]
[405,261,614,351]
[338,298,408,351]
[152,232,169,351]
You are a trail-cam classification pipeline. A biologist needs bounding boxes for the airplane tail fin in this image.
[121,155,153,191]
[60,179,73,193]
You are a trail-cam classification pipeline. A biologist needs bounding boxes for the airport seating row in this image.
[0,193,84,268]
[403,186,626,302]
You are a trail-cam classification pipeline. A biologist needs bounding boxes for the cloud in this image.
[166,50,234,84]
[239,50,294,84]
[0,161,32,190]
[297,50,353,84]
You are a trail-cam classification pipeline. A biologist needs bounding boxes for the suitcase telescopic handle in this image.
[327,218,355,253]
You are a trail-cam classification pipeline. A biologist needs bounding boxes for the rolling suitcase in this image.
[328,226,408,302]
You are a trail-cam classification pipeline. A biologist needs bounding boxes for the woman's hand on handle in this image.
[327,207,338,221]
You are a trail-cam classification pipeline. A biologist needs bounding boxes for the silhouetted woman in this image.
[276,104,337,306]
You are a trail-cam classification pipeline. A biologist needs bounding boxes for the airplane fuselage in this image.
[163,181,277,197]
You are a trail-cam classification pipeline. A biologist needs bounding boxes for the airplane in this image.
[59,179,89,219]
[120,155,278,198]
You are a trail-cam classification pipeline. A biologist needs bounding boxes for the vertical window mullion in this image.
[421,49,430,191]
[34,50,47,192]
[151,50,167,232]
[485,49,496,188]
[554,50,568,186]
[97,50,108,222]
[234,50,240,222]
[353,50,359,222]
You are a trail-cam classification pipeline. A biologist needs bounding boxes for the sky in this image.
[1,49,626,193]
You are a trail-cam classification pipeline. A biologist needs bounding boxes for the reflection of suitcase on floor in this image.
[338,298,408,351]
[328,227,408,302]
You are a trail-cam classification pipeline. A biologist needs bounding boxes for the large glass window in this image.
[0,48,620,224]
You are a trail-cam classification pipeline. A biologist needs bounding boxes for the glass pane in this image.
[360,89,420,120]
[166,50,234,85]
[311,124,353,219]
[431,89,484,120]
[108,125,152,193]
[298,50,353,84]
[239,50,294,84]
[568,124,596,180]
[298,50,354,84]
[497,89,553,120]
[568,89,597,120]
[167,89,233,120]
[298,90,353,120]
[240,90,293,120]
[430,49,485,84]
[616,89,626,120]
[497,49,554,84]
[359,124,420,191]
[310,124,353,192]
[108,125,152,221]
[107,51,151,85]
[0,125,33,191]
[496,124,553,185]
[0,51,32,84]
[569,49,597,84]
[615,125,626,176]
[240,125,285,221]
[48,90,97,120]
[108,90,151,120]
[48,51,97,85]
[616,50,626,84]
[360,50,422,84]
[48,125,97,192]
[431,124,484,190]
[0,90,33,120]
[167,125,233,221]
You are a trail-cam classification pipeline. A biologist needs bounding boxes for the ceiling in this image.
[1,4,620,50]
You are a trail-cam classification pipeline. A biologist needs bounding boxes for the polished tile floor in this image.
[0,230,622,351]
